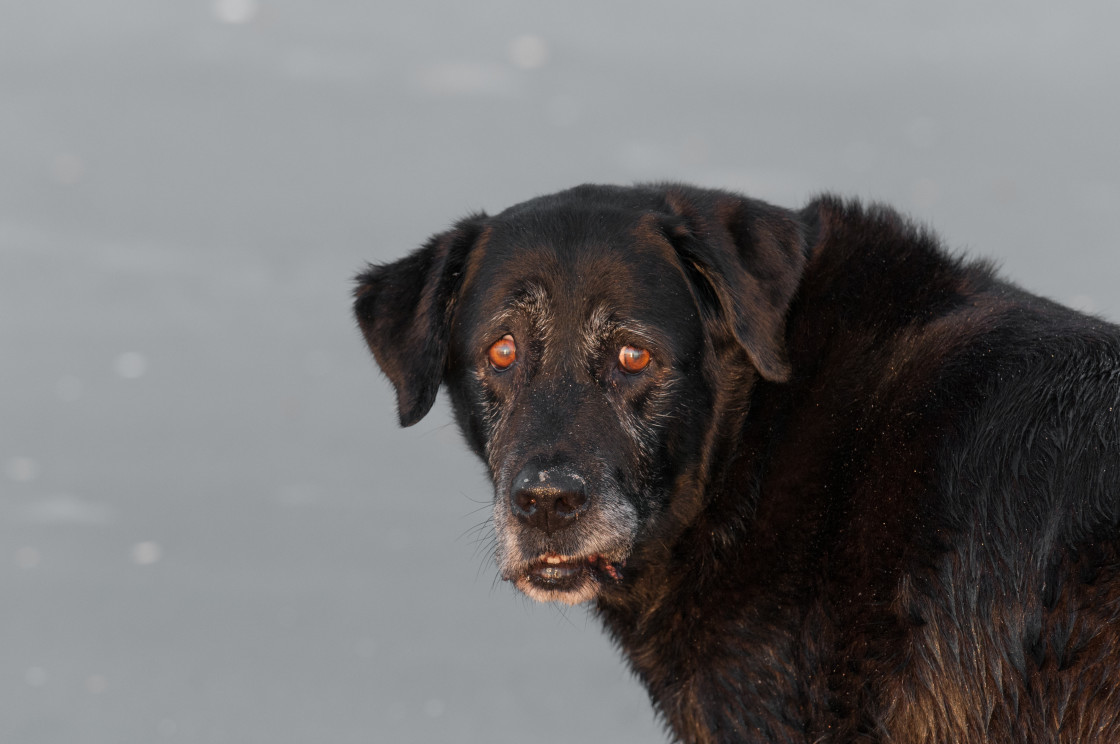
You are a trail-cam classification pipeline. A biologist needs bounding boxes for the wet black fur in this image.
[353,184,1120,743]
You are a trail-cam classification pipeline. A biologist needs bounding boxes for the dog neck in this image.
[587,201,1001,739]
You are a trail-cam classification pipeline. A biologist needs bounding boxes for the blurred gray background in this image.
[2,1,1119,742]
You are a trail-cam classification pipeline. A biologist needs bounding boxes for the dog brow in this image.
[582,304,658,346]
[493,281,551,324]
[488,281,558,361]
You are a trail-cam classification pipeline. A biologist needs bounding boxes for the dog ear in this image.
[664,190,807,382]
[353,215,487,426]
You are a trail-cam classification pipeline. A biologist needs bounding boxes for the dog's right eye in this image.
[488,335,517,370]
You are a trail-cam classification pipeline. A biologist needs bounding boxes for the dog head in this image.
[354,184,807,604]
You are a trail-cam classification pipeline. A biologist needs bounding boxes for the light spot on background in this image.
[843,141,878,173]
[617,140,670,174]
[355,637,378,658]
[386,527,412,552]
[86,675,108,694]
[990,178,1018,205]
[281,49,372,83]
[22,496,113,525]
[213,0,257,24]
[906,116,941,149]
[546,94,581,127]
[5,455,39,482]
[1076,179,1120,215]
[277,482,322,506]
[423,698,446,718]
[131,541,163,566]
[15,547,40,569]
[911,177,941,209]
[56,375,84,401]
[680,135,709,167]
[415,63,515,97]
[25,667,47,687]
[158,719,178,738]
[508,34,548,69]
[303,349,333,377]
[50,153,85,185]
[115,351,148,380]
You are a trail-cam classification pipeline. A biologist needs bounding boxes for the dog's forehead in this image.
[466,206,688,316]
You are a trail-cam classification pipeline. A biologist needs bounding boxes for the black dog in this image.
[353,184,1120,742]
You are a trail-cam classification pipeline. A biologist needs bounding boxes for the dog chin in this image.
[515,574,600,605]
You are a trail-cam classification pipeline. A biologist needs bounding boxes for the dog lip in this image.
[530,552,593,570]
[526,553,589,587]
[540,552,578,564]
[524,552,625,586]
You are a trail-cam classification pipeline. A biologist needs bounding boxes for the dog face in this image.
[444,204,715,604]
[355,184,806,604]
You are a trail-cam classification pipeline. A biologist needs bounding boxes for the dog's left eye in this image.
[618,345,651,374]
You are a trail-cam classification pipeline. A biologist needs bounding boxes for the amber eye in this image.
[618,345,651,374]
[488,335,517,370]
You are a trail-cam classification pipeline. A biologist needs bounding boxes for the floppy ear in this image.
[353,215,487,426]
[664,189,807,382]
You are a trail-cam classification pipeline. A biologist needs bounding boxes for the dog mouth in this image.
[530,552,625,584]
[512,551,627,604]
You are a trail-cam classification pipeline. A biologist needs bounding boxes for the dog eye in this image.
[488,335,517,370]
[618,345,651,374]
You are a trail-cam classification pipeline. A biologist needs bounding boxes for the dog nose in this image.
[510,465,588,535]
